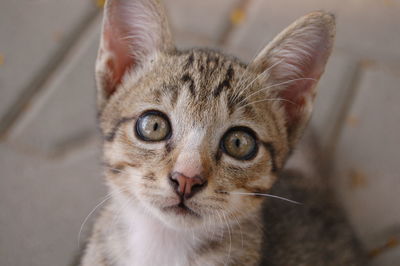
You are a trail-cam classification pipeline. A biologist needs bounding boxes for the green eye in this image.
[135,111,171,141]
[221,127,258,160]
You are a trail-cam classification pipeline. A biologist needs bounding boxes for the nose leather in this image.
[169,172,206,199]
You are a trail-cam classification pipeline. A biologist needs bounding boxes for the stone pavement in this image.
[1,0,399,265]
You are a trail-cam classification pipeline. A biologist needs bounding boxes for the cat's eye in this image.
[135,110,171,142]
[221,127,258,160]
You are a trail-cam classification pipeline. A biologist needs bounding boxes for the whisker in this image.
[78,196,112,247]
[77,187,129,248]
[102,165,136,176]
[207,211,216,240]
[215,210,225,242]
[220,191,302,205]
[234,65,252,95]
[238,77,317,108]
[235,97,295,113]
[231,213,244,249]
[102,166,155,180]
[233,41,277,98]
[233,59,285,103]
[221,211,232,265]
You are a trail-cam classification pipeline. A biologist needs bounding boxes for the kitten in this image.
[81,0,367,265]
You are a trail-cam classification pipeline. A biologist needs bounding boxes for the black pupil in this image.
[153,122,159,131]
[235,138,241,148]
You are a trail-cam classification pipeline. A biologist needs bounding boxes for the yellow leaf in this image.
[230,8,246,25]
[96,0,105,8]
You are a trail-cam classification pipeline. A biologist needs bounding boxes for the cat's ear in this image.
[250,11,335,148]
[96,0,174,109]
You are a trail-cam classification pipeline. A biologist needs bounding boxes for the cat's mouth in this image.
[163,202,200,217]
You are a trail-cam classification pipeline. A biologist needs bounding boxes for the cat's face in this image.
[100,50,289,228]
[97,0,334,230]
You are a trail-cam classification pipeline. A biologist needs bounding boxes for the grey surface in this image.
[230,0,400,65]
[0,142,105,266]
[164,0,239,42]
[310,50,357,151]
[333,64,400,257]
[8,22,100,156]
[0,0,96,120]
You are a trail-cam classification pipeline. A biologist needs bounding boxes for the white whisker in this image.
[77,186,130,248]
[208,212,215,240]
[231,213,244,249]
[78,195,112,248]
[222,191,302,205]
[215,210,225,242]
[233,44,271,97]
[235,97,294,113]
[238,77,317,106]
[234,59,285,103]
[221,211,232,265]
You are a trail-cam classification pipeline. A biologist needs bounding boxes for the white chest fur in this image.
[119,207,201,266]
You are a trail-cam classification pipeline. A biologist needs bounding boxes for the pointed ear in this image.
[250,11,335,148]
[96,0,174,109]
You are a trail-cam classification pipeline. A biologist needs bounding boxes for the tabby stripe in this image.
[206,55,220,76]
[181,73,196,96]
[215,149,223,163]
[199,64,205,73]
[262,142,278,172]
[184,52,194,70]
[213,65,234,97]
[102,162,140,173]
[165,140,174,154]
[163,84,179,108]
[104,116,136,142]
[143,172,156,181]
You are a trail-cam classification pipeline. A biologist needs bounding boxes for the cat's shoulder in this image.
[261,170,368,266]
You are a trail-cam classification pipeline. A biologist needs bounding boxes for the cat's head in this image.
[96,0,335,230]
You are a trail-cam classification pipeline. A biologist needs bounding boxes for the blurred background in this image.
[1,0,399,265]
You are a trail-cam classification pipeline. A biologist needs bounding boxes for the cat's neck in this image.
[123,206,191,265]
[109,200,214,266]
[106,197,262,266]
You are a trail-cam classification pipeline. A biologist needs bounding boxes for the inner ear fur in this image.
[95,0,174,110]
[250,11,335,148]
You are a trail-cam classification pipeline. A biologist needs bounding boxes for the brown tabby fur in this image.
[80,0,367,265]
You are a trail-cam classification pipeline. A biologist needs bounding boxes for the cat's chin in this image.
[141,200,208,231]
[157,204,205,230]
[162,203,200,218]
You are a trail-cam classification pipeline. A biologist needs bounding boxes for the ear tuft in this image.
[251,11,335,147]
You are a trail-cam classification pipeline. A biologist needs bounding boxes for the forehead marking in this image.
[206,55,219,76]
[162,83,179,108]
[184,52,194,70]
[213,64,235,98]
[181,73,196,97]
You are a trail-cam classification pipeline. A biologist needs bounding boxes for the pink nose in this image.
[169,172,207,199]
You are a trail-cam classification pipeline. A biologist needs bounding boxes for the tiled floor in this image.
[1,0,399,265]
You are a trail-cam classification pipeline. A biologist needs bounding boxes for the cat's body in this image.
[260,170,367,265]
[82,171,366,266]
[82,186,263,266]
[81,0,367,265]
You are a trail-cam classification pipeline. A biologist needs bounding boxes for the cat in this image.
[80,0,367,265]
